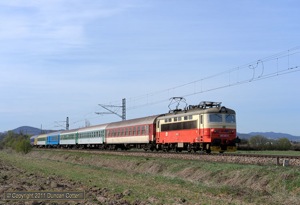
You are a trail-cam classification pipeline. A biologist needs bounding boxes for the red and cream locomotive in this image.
[156,101,238,153]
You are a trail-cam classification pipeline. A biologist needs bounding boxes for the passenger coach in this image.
[105,115,160,150]
[77,124,108,149]
[60,128,79,148]
[36,133,47,147]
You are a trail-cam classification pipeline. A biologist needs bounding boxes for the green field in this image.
[1,149,300,204]
[235,150,300,156]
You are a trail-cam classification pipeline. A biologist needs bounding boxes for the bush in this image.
[292,143,300,151]
[1,131,32,154]
[15,138,32,154]
[274,138,292,150]
[246,136,292,151]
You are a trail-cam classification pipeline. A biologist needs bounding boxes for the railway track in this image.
[35,148,300,167]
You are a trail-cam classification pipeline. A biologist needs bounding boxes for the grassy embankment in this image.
[1,149,300,205]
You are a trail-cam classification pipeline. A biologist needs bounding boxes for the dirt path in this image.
[0,158,149,205]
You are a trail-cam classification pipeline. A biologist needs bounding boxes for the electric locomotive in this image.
[156,101,238,153]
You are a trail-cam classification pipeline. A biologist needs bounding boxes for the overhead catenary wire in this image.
[71,47,300,127]
[124,47,300,110]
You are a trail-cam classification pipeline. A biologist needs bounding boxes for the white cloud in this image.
[0,0,136,52]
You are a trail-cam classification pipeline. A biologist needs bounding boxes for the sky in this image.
[0,0,299,135]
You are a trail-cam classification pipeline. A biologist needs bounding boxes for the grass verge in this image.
[1,149,300,205]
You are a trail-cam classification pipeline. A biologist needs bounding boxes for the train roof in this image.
[78,123,109,133]
[47,131,61,136]
[61,128,80,134]
[36,133,48,138]
[161,105,235,118]
[30,135,38,139]
[106,115,161,129]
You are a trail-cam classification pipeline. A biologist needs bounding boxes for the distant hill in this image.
[10,126,58,136]
[238,132,300,142]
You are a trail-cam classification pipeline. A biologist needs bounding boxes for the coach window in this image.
[184,116,188,120]
[137,127,140,135]
[168,118,172,122]
[165,119,168,123]
[133,127,136,135]
[178,117,182,121]
[189,115,193,120]
[174,117,177,122]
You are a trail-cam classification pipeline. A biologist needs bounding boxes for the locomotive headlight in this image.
[211,129,218,133]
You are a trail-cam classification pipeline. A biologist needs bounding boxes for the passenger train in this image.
[30,101,239,153]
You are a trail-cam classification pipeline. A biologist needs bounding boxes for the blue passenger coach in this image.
[46,132,60,147]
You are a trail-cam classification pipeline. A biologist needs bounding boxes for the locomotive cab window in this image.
[209,114,223,122]
[225,114,236,123]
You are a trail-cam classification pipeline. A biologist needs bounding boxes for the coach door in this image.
[75,132,79,145]
[199,114,204,137]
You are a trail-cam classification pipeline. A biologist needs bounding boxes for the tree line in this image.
[238,135,300,151]
[0,131,32,154]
